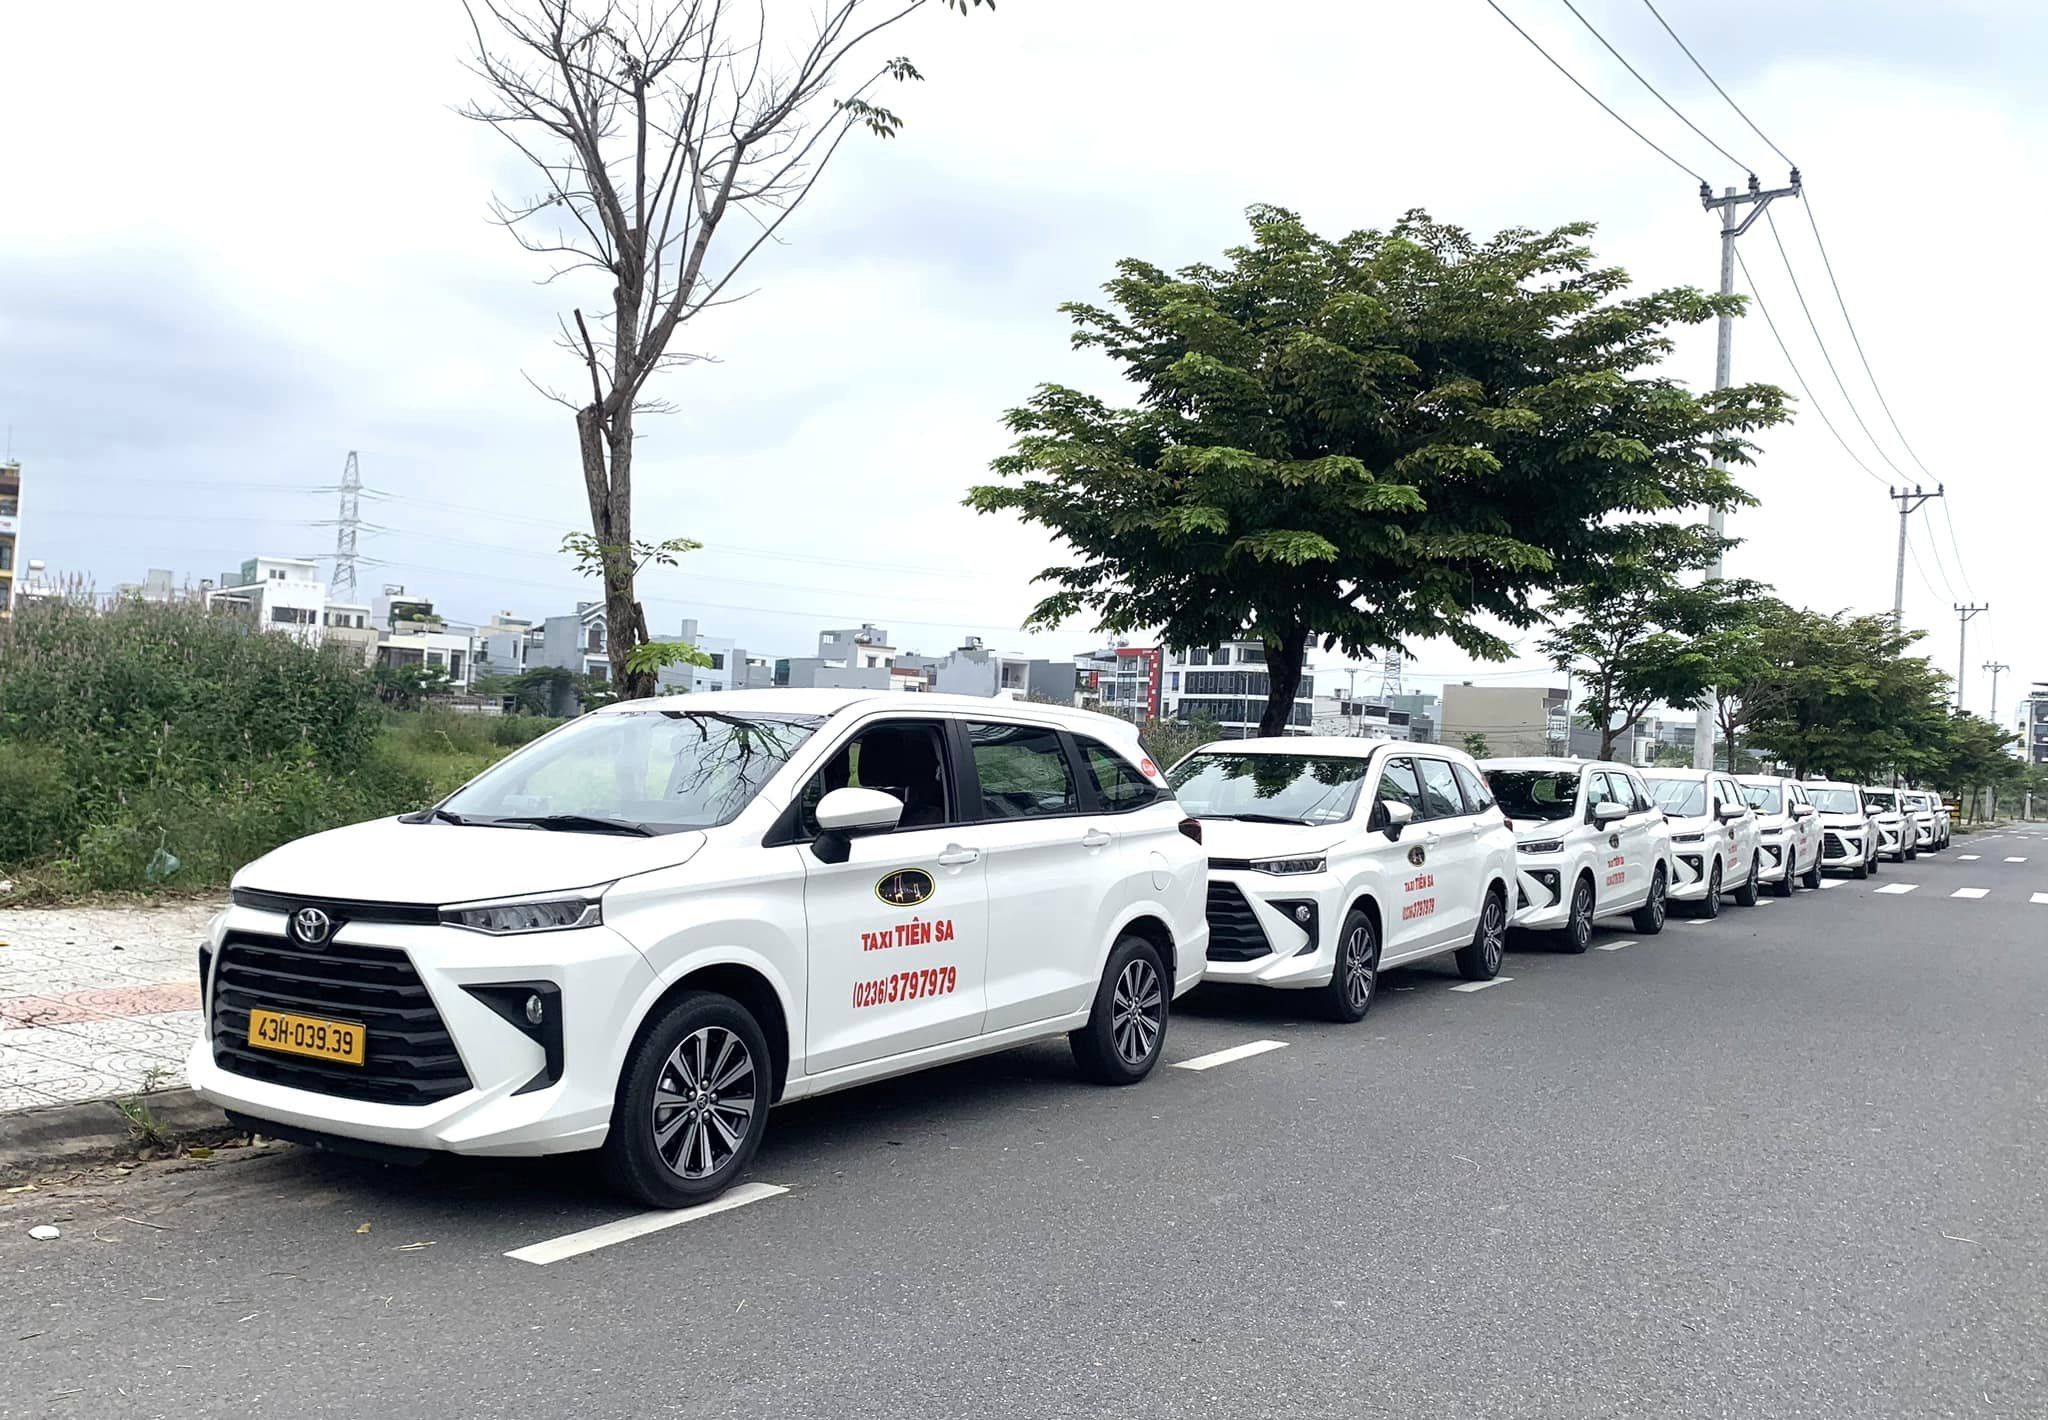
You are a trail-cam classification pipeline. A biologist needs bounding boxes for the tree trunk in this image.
[1597,725,1617,762]
[578,404,660,702]
[1259,627,1311,738]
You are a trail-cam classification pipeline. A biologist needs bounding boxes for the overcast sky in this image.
[5,1,2042,716]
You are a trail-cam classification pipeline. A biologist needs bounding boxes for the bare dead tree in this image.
[462,0,988,697]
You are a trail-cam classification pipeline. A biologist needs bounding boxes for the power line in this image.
[1760,207,1913,483]
[1938,497,1977,600]
[1558,0,1754,173]
[1730,246,1886,487]
[1638,0,1796,168]
[1481,0,1706,182]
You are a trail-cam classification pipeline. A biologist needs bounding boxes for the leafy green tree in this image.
[372,662,455,711]
[1137,717,1227,774]
[969,207,1787,735]
[1743,612,1950,780]
[1461,732,1493,759]
[1924,714,2023,822]
[1541,545,1756,763]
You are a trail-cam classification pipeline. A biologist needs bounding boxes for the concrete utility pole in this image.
[1953,604,1988,712]
[1983,660,2009,722]
[1693,171,1803,770]
[1889,484,1944,628]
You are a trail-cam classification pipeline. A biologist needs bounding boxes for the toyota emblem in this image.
[291,907,333,944]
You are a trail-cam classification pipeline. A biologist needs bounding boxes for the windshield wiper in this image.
[411,807,469,825]
[483,813,656,837]
[1205,812,1312,825]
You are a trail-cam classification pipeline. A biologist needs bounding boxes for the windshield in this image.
[1904,794,1930,810]
[1167,751,1368,825]
[1646,778,1706,817]
[1865,790,1899,812]
[1807,787,1861,814]
[439,710,822,832]
[1487,769,1581,823]
[1742,784,1783,814]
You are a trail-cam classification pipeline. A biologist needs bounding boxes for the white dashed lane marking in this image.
[1173,1039,1288,1072]
[1951,888,1990,900]
[1818,879,1843,890]
[1874,883,1918,895]
[1594,939,1637,952]
[2032,893,2048,906]
[1450,976,1515,993]
[1959,854,1982,861]
[505,1182,790,1265]
[2005,857,2028,863]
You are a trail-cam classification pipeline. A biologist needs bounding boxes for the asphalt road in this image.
[6,829,2047,1419]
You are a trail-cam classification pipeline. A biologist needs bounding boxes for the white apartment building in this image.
[206,557,328,647]
[1163,641,1315,737]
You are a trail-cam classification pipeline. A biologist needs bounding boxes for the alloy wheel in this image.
[1341,923,1377,1014]
[1648,871,1666,927]
[1111,957,1164,1067]
[1571,879,1593,949]
[652,1026,757,1181]
[1481,894,1506,972]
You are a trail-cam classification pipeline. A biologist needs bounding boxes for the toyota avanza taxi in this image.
[1640,769,1763,917]
[1805,780,1878,878]
[1481,757,1674,948]
[1863,786,1914,863]
[1737,774,1824,894]
[189,691,1209,1206]
[1169,738,1516,1022]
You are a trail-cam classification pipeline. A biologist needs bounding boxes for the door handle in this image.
[936,847,980,867]
[1080,829,1112,849]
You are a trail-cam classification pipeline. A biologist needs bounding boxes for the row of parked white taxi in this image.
[186,690,1953,1208]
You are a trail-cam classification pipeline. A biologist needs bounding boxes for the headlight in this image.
[1518,839,1564,854]
[442,894,601,934]
[1251,856,1326,875]
[1672,831,1705,843]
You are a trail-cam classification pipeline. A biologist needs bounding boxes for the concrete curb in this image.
[0,1089,233,1174]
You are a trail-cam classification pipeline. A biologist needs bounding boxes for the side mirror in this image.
[1591,801,1627,825]
[1380,800,1416,839]
[1792,803,1816,819]
[1717,802,1748,822]
[811,786,903,864]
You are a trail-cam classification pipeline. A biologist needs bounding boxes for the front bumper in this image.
[1667,847,1716,901]
[1875,821,1905,855]
[1912,822,1935,846]
[1511,860,1572,929]
[1820,830,1868,868]
[1200,873,1338,989]
[187,901,657,1158]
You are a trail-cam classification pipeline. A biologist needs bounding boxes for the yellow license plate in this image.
[247,1008,366,1065]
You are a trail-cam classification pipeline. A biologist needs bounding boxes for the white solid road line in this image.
[1594,939,1637,952]
[1873,883,1919,895]
[1951,888,1990,900]
[1959,854,1981,861]
[505,1181,790,1265]
[1173,1039,1288,1072]
[2005,857,2028,863]
[1450,976,1515,993]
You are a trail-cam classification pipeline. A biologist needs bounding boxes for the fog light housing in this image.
[1271,899,1320,956]
[524,993,545,1026]
[463,981,564,1095]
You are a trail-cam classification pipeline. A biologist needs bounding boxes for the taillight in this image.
[1178,817,1202,844]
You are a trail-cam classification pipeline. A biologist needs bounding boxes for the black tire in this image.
[1771,848,1795,897]
[1867,851,1880,876]
[1852,853,1869,880]
[1801,852,1823,891]
[1070,933,1169,1085]
[1317,908,1380,1023]
[1455,885,1508,981]
[1904,844,1918,861]
[1733,853,1761,908]
[1630,864,1668,935]
[1558,873,1595,954]
[602,993,772,1209]
[1692,860,1723,918]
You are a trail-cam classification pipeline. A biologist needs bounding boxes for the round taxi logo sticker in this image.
[875,869,936,908]
[1608,833,1621,849]
[1407,845,1426,867]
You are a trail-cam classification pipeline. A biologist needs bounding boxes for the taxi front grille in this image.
[1823,832,1847,858]
[1204,882,1272,962]
[210,932,470,1106]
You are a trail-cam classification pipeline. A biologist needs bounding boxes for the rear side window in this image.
[1416,758,1466,819]
[1076,737,1159,812]
[968,722,1079,819]
[1452,763,1494,814]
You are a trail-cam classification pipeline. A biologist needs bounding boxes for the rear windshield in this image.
[1807,788,1861,814]
[1646,779,1706,817]
[1486,770,1581,823]
[1167,752,1367,826]
[1742,784,1783,814]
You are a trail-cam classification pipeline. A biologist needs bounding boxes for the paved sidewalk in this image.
[0,900,219,1112]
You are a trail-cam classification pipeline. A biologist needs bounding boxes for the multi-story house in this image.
[1162,641,1314,737]
[0,460,20,619]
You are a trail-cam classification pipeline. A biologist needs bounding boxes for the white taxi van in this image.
[1805,780,1878,878]
[1903,790,1949,852]
[1640,768,1763,918]
[1168,737,1516,1023]
[1480,757,1674,949]
[1736,774,1824,894]
[1862,786,1914,863]
[187,691,1209,1206]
